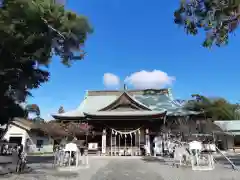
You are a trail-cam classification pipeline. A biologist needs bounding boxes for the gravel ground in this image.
[144,157,240,180]
[1,156,240,180]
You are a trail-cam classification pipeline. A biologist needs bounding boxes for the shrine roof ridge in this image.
[87,88,171,96]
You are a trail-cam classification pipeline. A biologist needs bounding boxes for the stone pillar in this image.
[145,129,150,156]
[101,129,106,155]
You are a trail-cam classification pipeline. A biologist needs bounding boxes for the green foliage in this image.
[0,0,92,125]
[185,94,240,120]
[58,106,65,114]
[174,0,240,48]
[25,104,41,116]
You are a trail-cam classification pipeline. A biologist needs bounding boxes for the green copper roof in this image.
[52,89,199,118]
[84,110,166,117]
[52,95,117,118]
[134,95,199,116]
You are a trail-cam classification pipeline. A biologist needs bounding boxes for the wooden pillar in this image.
[138,130,141,155]
[101,129,106,155]
[125,134,127,156]
[113,133,116,156]
[118,134,120,156]
[110,130,112,156]
[131,134,133,156]
[115,133,117,156]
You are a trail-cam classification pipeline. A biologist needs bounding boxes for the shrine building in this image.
[52,88,200,156]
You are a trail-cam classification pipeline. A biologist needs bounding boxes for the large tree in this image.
[25,104,41,117]
[174,0,240,48]
[185,94,240,120]
[0,0,92,125]
[58,106,65,114]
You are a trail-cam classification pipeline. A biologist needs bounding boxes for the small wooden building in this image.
[2,118,54,153]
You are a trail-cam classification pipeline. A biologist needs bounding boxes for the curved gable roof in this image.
[99,92,151,111]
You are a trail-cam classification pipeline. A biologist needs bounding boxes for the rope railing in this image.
[215,146,238,170]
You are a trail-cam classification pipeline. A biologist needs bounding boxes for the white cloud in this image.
[103,73,120,88]
[124,70,175,89]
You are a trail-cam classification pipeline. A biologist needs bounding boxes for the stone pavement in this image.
[1,156,240,180]
[90,157,164,180]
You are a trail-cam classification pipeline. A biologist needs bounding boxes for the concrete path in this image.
[90,157,164,180]
[1,156,240,180]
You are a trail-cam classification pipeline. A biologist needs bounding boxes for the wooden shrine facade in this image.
[83,92,166,156]
[84,114,166,156]
[51,89,216,156]
[53,91,167,156]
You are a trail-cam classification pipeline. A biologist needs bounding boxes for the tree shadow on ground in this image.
[141,156,165,163]
[27,156,54,164]
[215,156,240,166]
[48,171,79,178]
[19,168,79,178]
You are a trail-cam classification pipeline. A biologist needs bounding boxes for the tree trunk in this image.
[1,118,11,139]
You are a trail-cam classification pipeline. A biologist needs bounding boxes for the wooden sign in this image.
[88,143,98,150]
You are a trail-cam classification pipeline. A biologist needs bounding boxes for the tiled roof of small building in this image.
[10,118,91,137]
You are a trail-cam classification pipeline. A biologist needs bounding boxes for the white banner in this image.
[145,134,150,154]
[102,134,106,154]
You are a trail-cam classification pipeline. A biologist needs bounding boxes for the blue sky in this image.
[28,0,240,120]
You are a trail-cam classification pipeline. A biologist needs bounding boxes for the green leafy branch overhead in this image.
[1,0,93,65]
[174,0,240,48]
[0,0,93,124]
